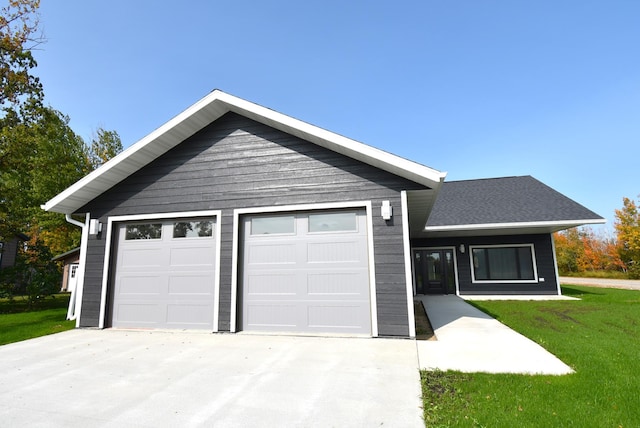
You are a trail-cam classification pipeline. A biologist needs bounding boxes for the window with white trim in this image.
[470,244,538,283]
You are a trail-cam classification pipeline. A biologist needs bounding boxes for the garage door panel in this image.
[112,218,217,330]
[307,303,370,330]
[246,303,297,328]
[246,272,298,295]
[307,272,368,296]
[167,274,216,295]
[166,303,213,327]
[247,243,297,265]
[169,245,216,267]
[307,240,365,263]
[119,248,164,268]
[117,274,166,295]
[242,210,372,335]
[116,303,161,325]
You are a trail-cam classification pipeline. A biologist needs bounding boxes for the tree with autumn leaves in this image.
[615,196,640,278]
[1,0,122,301]
[555,195,640,279]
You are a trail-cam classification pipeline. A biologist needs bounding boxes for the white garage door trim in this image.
[98,210,222,330]
[230,201,378,336]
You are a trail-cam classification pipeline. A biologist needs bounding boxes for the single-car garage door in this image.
[241,210,372,335]
[111,218,217,329]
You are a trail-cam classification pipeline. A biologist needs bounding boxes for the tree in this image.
[554,229,584,274]
[554,227,624,275]
[615,196,640,278]
[0,0,44,115]
[87,127,122,169]
[0,106,91,252]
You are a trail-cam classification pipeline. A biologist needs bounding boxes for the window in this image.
[308,212,357,233]
[471,244,537,283]
[251,216,295,235]
[125,223,162,240]
[173,220,214,238]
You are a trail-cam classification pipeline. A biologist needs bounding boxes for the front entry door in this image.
[413,249,456,294]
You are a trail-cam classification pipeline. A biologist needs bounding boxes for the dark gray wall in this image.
[412,234,559,294]
[0,238,19,269]
[77,113,426,336]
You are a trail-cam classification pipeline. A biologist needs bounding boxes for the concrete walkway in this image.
[560,276,640,290]
[415,295,574,375]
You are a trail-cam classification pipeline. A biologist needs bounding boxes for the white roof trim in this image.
[424,218,607,232]
[43,90,446,214]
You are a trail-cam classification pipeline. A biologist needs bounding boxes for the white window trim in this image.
[411,246,460,295]
[230,201,378,337]
[99,210,222,331]
[469,243,539,284]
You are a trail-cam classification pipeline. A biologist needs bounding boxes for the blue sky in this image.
[34,1,639,231]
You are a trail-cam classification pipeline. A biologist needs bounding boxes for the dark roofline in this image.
[52,247,80,262]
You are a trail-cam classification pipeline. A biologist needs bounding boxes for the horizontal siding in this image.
[77,113,425,336]
[412,234,559,294]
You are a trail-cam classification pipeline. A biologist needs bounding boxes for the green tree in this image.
[615,196,640,279]
[0,106,91,254]
[88,127,122,169]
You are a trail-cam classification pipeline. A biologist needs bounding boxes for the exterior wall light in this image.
[381,200,392,220]
[459,244,465,254]
[89,219,102,235]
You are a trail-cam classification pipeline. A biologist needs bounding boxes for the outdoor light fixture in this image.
[459,244,465,253]
[381,200,392,220]
[89,219,102,235]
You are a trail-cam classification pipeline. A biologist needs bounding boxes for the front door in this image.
[413,249,456,294]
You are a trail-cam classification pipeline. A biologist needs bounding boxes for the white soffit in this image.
[43,90,446,214]
[422,218,607,237]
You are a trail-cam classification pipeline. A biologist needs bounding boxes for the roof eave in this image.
[423,218,607,237]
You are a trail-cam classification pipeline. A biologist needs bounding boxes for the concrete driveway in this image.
[0,330,423,427]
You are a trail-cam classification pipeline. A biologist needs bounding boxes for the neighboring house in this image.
[42,90,604,337]
[52,247,81,292]
[0,233,29,270]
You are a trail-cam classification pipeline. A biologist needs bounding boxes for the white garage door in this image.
[112,218,217,329]
[241,210,372,335]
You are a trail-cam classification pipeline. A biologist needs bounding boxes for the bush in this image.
[628,263,640,280]
[0,237,61,307]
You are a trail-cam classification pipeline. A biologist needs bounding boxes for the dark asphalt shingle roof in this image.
[425,176,604,227]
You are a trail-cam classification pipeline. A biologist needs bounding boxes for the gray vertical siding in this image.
[77,113,426,336]
[412,234,559,294]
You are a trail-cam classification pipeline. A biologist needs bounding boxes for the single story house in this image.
[43,90,604,337]
[52,247,81,292]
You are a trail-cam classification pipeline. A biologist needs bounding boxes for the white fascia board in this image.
[424,218,607,233]
[43,91,226,214]
[43,89,446,214]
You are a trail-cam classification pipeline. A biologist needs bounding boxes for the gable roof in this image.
[42,90,446,214]
[423,176,605,237]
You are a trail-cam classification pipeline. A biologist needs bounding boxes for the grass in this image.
[421,285,640,427]
[0,294,75,346]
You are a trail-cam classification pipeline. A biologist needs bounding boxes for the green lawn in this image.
[421,286,640,427]
[0,294,75,346]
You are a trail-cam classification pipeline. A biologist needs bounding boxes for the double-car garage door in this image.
[111,210,372,334]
